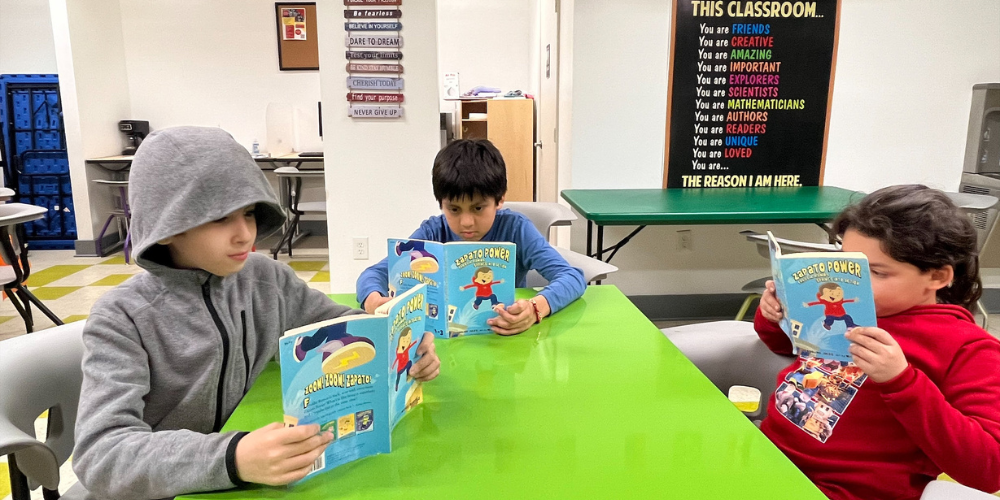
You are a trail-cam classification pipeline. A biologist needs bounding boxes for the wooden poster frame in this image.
[276,2,320,71]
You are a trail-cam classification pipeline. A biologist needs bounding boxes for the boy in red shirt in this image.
[756,185,1000,499]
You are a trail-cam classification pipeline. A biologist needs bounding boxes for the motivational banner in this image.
[349,105,404,118]
[345,35,403,48]
[346,50,403,60]
[346,63,403,73]
[347,77,404,90]
[345,21,402,31]
[663,0,840,189]
[347,92,405,103]
[344,9,402,18]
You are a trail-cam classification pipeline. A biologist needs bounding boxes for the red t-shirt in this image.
[394,349,410,372]
[468,281,500,297]
[754,305,1000,499]
[805,297,855,317]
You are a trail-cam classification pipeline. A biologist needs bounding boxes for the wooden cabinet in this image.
[454,99,534,201]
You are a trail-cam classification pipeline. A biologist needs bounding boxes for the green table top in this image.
[560,187,863,225]
[180,287,823,499]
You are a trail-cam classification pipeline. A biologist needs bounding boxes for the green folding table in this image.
[178,286,824,500]
[561,187,863,265]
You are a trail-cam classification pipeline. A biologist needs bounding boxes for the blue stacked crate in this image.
[63,194,76,238]
[0,74,75,249]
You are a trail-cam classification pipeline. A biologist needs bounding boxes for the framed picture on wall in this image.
[275,2,319,70]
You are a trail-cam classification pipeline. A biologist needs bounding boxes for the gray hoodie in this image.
[73,127,357,499]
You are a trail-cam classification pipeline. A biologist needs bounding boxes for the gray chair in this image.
[736,230,839,321]
[271,166,326,259]
[527,246,619,285]
[0,321,89,499]
[504,201,577,240]
[505,201,619,285]
[660,320,795,421]
[944,192,999,330]
[920,480,997,499]
[945,192,999,250]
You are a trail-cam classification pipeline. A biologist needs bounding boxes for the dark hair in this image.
[474,266,493,278]
[832,184,982,310]
[818,283,842,294]
[431,139,507,204]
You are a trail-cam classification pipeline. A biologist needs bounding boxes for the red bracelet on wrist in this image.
[529,298,542,324]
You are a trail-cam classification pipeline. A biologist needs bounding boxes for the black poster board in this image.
[663,0,840,189]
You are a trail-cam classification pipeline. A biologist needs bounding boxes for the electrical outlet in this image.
[352,237,368,260]
[677,230,693,252]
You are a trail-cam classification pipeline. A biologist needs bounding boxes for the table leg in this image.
[20,288,63,326]
[596,225,604,285]
[586,220,593,258]
[14,288,33,329]
[271,176,292,256]
[0,225,64,329]
[597,225,604,261]
[5,286,32,333]
[95,214,116,257]
[816,222,836,243]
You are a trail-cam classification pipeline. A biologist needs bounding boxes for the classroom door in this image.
[535,0,560,205]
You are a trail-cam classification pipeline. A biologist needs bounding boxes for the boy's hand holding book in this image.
[363,292,392,314]
[235,423,333,485]
[845,327,908,383]
[410,332,441,381]
[760,280,784,323]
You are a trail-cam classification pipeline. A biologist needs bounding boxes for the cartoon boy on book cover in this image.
[293,322,376,375]
[460,266,505,310]
[391,327,414,391]
[804,283,858,330]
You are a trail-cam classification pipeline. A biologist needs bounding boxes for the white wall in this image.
[823,0,1000,193]
[115,0,538,146]
[50,0,132,242]
[567,0,1000,296]
[570,0,669,190]
[436,0,535,110]
[0,0,57,74]
[118,0,321,152]
[319,1,442,294]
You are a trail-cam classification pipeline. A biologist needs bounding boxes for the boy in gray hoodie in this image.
[72,126,441,499]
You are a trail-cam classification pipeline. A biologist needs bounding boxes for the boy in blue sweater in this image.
[356,139,586,335]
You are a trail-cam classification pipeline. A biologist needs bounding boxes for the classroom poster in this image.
[281,8,307,40]
[663,0,841,189]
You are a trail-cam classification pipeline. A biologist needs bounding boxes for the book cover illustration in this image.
[388,238,515,338]
[767,232,876,362]
[278,283,427,479]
